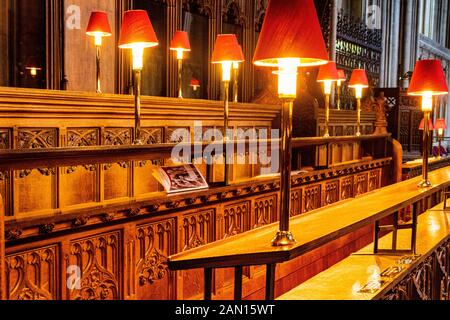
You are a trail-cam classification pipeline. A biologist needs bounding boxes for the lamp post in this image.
[336,69,346,110]
[211,34,245,186]
[232,45,245,103]
[349,69,369,137]
[317,62,340,137]
[170,31,191,99]
[253,0,328,246]
[434,119,447,158]
[119,10,159,145]
[86,11,112,94]
[408,59,449,188]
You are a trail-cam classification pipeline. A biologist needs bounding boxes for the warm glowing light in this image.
[233,62,240,70]
[221,61,233,82]
[439,128,444,136]
[26,67,41,77]
[94,33,103,46]
[337,80,342,87]
[275,58,300,99]
[323,80,332,95]
[354,86,364,99]
[422,91,433,112]
[176,49,184,60]
[131,45,146,70]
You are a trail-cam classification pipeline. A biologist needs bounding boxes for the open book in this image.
[152,164,209,194]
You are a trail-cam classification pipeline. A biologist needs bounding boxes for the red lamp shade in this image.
[170,31,191,51]
[349,69,369,88]
[86,11,112,37]
[408,60,448,96]
[118,10,159,48]
[419,118,434,131]
[253,0,328,67]
[434,119,447,130]
[190,78,200,87]
[317,62,340,82]
[337,69,347,81]
[211,34,245,63]
[236,45,245,62]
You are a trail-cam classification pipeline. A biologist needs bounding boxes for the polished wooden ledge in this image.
[278,202,450,300]
[167,167,450,270]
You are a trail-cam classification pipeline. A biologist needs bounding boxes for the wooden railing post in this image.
[0,195,6,300]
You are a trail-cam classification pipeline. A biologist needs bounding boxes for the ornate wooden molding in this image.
[4,157,391,242]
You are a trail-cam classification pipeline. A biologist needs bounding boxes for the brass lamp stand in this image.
[337,81,342,110]
[233,63,239,103]
[133,69,143,145]
[356,96,362,137]
[223,80,231,186]
[272,97,296,246]
[418,110,432,188]
[95,45,102,93]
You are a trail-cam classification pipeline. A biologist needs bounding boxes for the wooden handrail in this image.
[0,134,390,171]
[167,167,450,299]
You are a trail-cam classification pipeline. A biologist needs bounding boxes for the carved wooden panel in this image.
[141,127,163,145]
[253,195,277,228]
[136,219,175,300]
[67,231,121,300]
[324,180,340,206]
[134,127,163,196]
[17,128,57,149]
[303,185,321,213]
[341,176,354,200]
[0,129,10,215]
[15,128,57,214]
[290,188,301,217]
[61,128,99,207]
[354,173,368,197]
[182,209,215,251]
[6,245,58,300]
[181,209,215,299]
[222,201,250,239]
[165,127,190,143]
[103,128,132,200]
[369,169,381,192]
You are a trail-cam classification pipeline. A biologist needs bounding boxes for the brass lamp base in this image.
[417,180,432,188]
[271,231,296,247]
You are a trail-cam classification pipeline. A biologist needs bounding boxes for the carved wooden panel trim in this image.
[290,188,301,217]
[17,128,57,149]
[136,219,175,288]
[182,209,215,251]
[141,127,163,145]
[222,201,250,239]
[324,180,340,206]
[303,185,321,214]
[165,127,191,143]
[67,128,99,147]
[67,231,121,300]
[341,176,354,200]
[6,245,58,300]
[253,194,277,228]
[369,169,381,192]
[354,173,368,197]
[103,128,132,146]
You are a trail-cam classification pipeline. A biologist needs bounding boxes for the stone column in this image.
[400,0,421,88]
[380,0,401,88]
